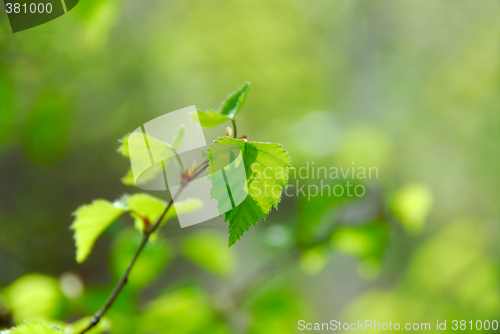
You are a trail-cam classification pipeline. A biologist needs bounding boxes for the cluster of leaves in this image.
[58,82,292,332]
[71,82,292,264]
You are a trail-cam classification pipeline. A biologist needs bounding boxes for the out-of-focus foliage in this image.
[4,274,63,323]
[21,93,68,164]
[248,289,303,334]
[117,125,185,185]
[139,285,228,334]
[71,193,202,263]
[0,67,14,144]
[343,221,500,332]
[391,184,433,235]
[181,231,236,277]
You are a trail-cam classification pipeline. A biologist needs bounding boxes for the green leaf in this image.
[199,148,208,160]
[193,109,231,128]
[208,137,291,246]
[117,134,131,158]
[127,193,167,232]
[171,125,185,150]
[118,126,186,186]
[118,132,172,164]
[7,323,62,334]
[71,200,127,263]
[181,231,236,277]
[219,81,250,118]
[171,198,204,221]
[192,82,251,128]
[127,193,202,233]
[121,168,136,186]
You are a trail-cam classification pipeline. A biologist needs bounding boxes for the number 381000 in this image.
[5,2,53,14]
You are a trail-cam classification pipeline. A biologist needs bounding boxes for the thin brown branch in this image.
[79,159,211,333]
[79,186,185,334]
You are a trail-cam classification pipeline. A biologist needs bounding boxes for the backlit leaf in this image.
[193,82,251,128]
[219,81,250,118]
[71,200,127,263]
[171,124,185,150]
[118,126,185,186]
[193,109,231,128]
[208,137,291,246]
[126,193,202,233]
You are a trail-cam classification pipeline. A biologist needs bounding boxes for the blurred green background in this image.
[1,0,500,333]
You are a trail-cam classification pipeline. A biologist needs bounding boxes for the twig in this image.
[79,187,182,334]
[79,157,211,333]
[231,119,237,138]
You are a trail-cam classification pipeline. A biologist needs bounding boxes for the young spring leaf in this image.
[71,200,127,263]
[127,193,168,233]
[208,137,291,246]
[118,125,185,186]
[193,109,231,128]
[219,81,250,118]
[121,168,135,186]
[171,124,185,150]
[194,81,251,128]
[127,193,203,233]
